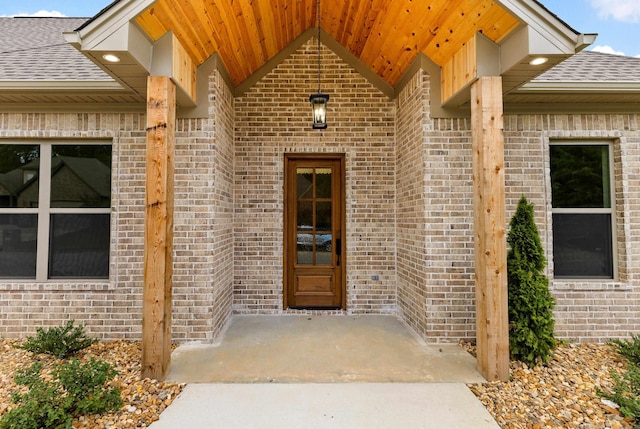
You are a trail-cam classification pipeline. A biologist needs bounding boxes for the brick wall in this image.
[0,112,146,339]
[503,114,640,341]
[1,46,639,344]
[234,38,397,314]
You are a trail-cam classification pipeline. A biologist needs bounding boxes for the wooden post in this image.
[142,75,176,381]
[471,76,509,382]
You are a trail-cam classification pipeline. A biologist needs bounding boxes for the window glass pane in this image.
[550,145,610,208]
[0,145,40,208]
[49,214,110,278]
[51,145,111,208]
[296,168,313,199]
[552,213,613,278]
[315,168,332,198]
[0,214,37,278]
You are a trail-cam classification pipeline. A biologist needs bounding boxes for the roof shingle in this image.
[0,17,112,81]
[534,51,640,83]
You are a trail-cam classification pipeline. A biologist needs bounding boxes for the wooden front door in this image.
[284,154,345,309]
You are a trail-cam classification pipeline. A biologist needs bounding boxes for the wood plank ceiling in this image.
[136,0,521,88]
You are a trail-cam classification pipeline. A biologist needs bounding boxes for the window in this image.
[0,143,111,280]
[550,143,614,279]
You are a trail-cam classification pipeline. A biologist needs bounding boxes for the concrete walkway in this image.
[148,315,500,428]
[149,383,499,428]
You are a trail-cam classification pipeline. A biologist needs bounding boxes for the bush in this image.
[0,359,122,429]
[18,320,96,359]
[57,358,123,416]
[599,335,640,424]
[610,334,640,366]
[507,196,557,367]
[0,362,72,429]
[599,362,640,422]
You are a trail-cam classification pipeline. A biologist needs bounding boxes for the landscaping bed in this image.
[0,337,636,428]
[0,339,183,429]
[464,342,635,428]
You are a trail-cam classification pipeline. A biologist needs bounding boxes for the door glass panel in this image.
[316,202,332,231]
[0,144,40,208]
[316,233,332,265]
[315,168,332,198]
[296,240,313,265]
[296,168,313,199]
[0,214,37,278]
[297,201,312,230]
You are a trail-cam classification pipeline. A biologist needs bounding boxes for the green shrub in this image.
[0,362,72,429]
[56,358,123,415]
[610,334,640,366]
[598,362,640,422]
[18,320,96,359]
[0,359,122,429]
[507,196,557,367]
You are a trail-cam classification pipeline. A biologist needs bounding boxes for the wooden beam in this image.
[471,76,509,382]
[142,75,176,381]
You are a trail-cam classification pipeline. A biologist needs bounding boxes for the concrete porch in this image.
[166,315,486,384]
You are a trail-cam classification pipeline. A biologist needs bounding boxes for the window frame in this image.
[0,141,112,281]
[550,140,617,280]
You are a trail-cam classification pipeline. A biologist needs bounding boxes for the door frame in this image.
[283,153,346,310]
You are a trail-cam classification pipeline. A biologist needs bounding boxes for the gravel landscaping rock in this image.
[0,339,184,429]
[464,342,636,428]
[1,338,637,428]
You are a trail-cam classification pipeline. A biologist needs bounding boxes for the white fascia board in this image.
[75,0,156,50]
[495,0,588,53]
[518,81,640,93]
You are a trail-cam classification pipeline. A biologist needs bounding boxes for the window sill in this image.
[0,281,114,292]
[551,280,631,292]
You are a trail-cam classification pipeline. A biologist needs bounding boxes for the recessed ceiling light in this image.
[529,57,548,66]
[102,54,121,63]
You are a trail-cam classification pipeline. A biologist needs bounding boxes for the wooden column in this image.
[142,75,176,381]
[471,76,509,382]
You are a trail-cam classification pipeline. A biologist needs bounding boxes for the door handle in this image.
[335,238,341,266]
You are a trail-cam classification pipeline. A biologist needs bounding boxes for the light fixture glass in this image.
[529,57,548,66]
[102,53,121,63]
[309,0,328,129]
[310,93,329,129]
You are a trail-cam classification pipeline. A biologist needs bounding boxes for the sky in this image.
[0,0,639,57]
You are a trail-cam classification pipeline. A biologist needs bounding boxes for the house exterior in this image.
[0,0,639,380]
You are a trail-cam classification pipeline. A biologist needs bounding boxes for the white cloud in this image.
[590,0,640,22]
[0,10,67,17]
[591,45,627,55]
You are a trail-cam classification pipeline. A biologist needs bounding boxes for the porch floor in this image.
[166,315,486,383]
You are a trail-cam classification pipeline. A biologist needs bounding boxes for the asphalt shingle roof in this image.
[534,51,640,83]
[0,17,112,81]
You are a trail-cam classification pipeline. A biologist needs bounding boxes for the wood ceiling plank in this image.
[134,0,520,90]
[136,9,169,41]
[146,0,208,64]
[358,0,405,68]
[172,0,214,64]
[209,1,257,83]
